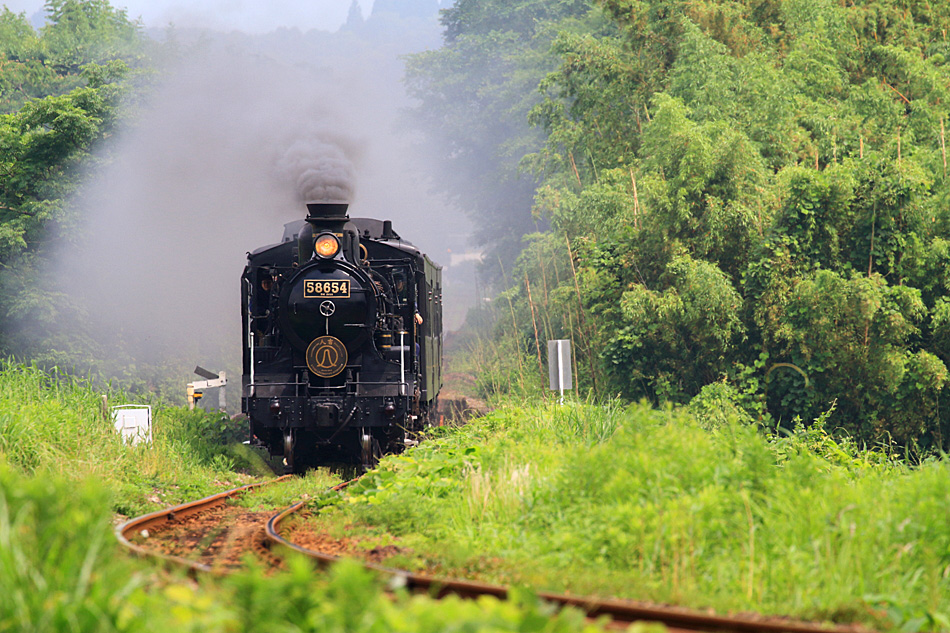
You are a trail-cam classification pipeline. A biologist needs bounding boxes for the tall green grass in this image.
[0,462,622,633]
[331,401,950,630]
[0,360,263,515]
[0,361,625,632]
[0,464,141,631]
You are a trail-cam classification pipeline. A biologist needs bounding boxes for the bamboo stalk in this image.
[883,78,911,104]
[898,129,901,165]
[587,148,599,183]
[565,236,600,392]
[941,118,947,178]
[568,151,582,187]
[536,246,550,306]
[535,248,554,342]
[860,135,864,159]
[498,257,526,392]
[567,310,579,393]
[630,169,641,230]
[525,273,544,375]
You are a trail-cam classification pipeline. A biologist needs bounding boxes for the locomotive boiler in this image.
[241,202,442,471]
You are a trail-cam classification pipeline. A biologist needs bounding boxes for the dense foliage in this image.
[408,0,950,449]
[0,0,150,365]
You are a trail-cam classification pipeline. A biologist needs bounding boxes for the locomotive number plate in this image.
[304,279,350,298]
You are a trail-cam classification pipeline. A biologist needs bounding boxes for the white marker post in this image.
[547,339,573,404]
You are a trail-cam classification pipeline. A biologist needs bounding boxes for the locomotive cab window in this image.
[249,268,279,345]
[392,270,410,305]
[250,270,277,316]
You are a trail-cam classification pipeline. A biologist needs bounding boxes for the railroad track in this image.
[116,475,298,573]
[118,477,869,633]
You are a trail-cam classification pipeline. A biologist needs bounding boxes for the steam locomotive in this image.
[241,202,442,472]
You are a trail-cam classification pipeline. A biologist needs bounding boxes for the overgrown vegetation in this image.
[311,402,950,631]
[408,0,950,451]
[0,360,261,514]
[0,360,620,632]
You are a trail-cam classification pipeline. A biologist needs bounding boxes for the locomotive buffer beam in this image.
[319,405,359,446]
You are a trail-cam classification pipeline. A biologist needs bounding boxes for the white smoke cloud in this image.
[55,44,365,366]
[50,19,473,381]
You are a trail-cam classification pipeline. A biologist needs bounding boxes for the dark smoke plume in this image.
[276,133,357,202]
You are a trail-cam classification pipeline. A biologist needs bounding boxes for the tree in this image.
[403,0,596,275]
[455,0,950,450]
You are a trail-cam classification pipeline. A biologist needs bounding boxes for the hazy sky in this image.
[2,0,375,33]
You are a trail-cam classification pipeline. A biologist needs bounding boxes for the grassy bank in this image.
[0,362,620,632]
[0,361,264,515]
[310,402,950,631]
[1,462,619,632]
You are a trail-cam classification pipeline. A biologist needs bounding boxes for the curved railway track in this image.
[117,477,870,633]
[116,475,298,573]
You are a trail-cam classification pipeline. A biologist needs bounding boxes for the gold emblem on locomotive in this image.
[305,335,348,378]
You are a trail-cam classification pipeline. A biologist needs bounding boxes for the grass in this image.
[8,356,948,631]
[0,360,273,515]
[310,400,950,631]
[0,461,622,633]
[0,361,623,632]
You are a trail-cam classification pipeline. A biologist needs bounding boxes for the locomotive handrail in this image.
[399,330,406,396]
[350,380,406,385]
[249,331,255,395]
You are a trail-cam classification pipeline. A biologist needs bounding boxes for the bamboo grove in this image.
[406,0,950,450]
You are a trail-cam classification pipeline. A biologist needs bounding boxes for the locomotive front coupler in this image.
[318,405,359,446]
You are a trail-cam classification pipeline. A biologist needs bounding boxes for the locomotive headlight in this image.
[314,233,340,258]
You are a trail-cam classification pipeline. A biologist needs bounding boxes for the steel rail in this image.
[115,475,294,573]
[118,476,870,633]
[266,496,868,633]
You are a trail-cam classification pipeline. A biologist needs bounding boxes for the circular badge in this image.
[305,335,348,378]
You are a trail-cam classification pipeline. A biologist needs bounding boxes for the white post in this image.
[547,339,573,404]
[558,340,565,405]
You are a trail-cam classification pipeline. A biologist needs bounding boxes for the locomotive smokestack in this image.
[382,220,394,240]
[306,202,349,219]
[300,201,359,265]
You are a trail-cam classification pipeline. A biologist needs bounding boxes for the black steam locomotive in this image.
[241,202,442,472]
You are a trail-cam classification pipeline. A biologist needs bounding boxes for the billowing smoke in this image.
[49,20,472,385]
[277,133,357,202]
[51,44,369,372]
